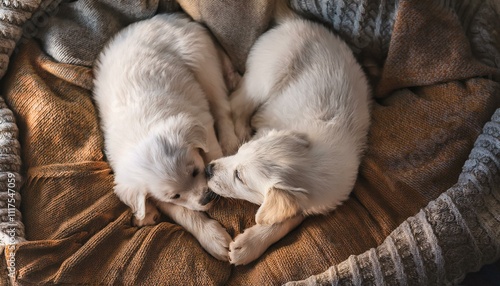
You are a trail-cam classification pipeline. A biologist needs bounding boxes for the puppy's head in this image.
[114,117,219,220]
[207,130,310,225]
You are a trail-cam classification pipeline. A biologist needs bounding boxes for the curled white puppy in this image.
[206,17,371,265]
[93,14,238,261]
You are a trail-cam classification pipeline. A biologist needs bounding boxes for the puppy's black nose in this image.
[200,189,219,206]
[205,163,215,179]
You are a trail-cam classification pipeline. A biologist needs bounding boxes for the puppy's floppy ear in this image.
[114,184,147,220]
[255,185,307,225]
[184,123,208,152]
[265,129,310,150]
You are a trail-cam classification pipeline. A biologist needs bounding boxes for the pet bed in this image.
[0,0,499,284]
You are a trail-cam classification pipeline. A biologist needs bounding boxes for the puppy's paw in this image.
[229,227,268,265]
[197,219,232,261]
[233,120,253,145]
[219,129,240,156]
[132,206,161,227]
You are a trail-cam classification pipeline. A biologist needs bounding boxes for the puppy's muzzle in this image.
[200,189,219,206]
[205,163,215,179]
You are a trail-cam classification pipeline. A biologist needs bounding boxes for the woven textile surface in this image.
[0,0,499,285]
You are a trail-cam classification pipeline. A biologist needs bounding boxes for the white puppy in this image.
[93,14,238,261]
[206,17,371,265]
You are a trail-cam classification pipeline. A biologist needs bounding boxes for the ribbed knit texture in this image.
[0,0,41,78]
[0,0,499,285]
[0,97,23,285]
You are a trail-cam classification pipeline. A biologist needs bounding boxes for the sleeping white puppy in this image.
[93,14,238,261]
[206,17,371,265]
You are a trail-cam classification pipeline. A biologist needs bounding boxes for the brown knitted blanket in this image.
[1,0,500,285]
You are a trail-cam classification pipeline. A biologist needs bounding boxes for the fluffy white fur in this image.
[207,17,371,265]
[93,14,238,261]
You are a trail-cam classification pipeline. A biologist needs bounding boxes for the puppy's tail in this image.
[273,0,300,24]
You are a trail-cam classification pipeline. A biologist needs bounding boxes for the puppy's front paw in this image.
[197,219,232,261]
[219,129,240,156]
[233,120,252,145]
[132,206,161,227]
[229,227,268,265]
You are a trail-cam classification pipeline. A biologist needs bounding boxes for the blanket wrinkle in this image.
[35,0,181,67]
[376,0,500,98]
[176,0,275,73]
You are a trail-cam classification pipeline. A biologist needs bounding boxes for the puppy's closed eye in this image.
[234,169,244,184]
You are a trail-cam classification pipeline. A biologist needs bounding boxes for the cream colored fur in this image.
[93,14,238,261]
[207,16,371,265]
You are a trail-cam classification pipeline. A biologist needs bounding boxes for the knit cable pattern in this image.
[290,0,398,60]
[0,98,23,246]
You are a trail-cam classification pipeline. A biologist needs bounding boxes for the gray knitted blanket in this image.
[0,0,499,285]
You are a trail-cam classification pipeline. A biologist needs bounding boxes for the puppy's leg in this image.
[193,49,239,156]
[203,124,224,163]
[132,199,161,227]
[114,185,160,227]
[230,62,282,143]
[156,201,231,261]
[217,45,241,93]
[229,215,304,265]
[230,79,258,143]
